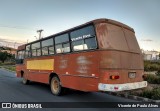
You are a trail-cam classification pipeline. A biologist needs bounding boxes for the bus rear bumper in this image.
[98,81,147,92]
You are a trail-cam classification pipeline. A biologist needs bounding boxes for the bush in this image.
[144,61,160,71]
[143,74,160,84]
[156,78,160,84]
[140,89,152,99]
[144,74,158,84]
[140,88,160,100]
[152,88,160,100]
[156,69,160,77]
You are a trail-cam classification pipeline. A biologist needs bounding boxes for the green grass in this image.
[0,62,15,71]
[4,66,15,71]
[0,65,16,71]
[0,62,15,65]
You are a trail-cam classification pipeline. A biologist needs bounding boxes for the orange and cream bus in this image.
[16,18,147,95]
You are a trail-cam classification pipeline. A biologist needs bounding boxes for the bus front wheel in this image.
[50,76,63,96]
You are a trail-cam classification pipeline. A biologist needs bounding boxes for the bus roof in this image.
[92,18,134,32]
[18,18,134,50]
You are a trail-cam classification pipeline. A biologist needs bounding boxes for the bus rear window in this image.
[124,29,140,53]
[97,23,128,51]
[97,23,140,53]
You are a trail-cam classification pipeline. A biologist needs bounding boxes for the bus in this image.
[16,18,147,95]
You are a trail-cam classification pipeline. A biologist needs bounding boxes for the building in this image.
[142,50,160,60]
[0,46,17,55]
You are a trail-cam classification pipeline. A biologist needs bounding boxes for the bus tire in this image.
[22,74,29,85]
[50,76,63,96]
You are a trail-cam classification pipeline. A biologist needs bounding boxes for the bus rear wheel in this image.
[22,74,29,85]
[50,76,63,96]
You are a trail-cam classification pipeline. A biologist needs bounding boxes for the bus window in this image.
[37,49,41,56]
[63,43,70,52]
[55,34,70,53]
[70,25,95,40]
[98,23,128,51]
[16,50,25,64]
[42,38,54,55]
[71,25,97,51]
[31,42,41,57]
[124,29,140,53]
[72,40,84,51]
[25,45,31,58]
[55,44,63,53]
[42,47,48,55]
[42,38,53,47]
[49,46,54,54]
[17,50,25,59]
[55,34,69,44]
[32,49,36,57]
[85,38,97,49]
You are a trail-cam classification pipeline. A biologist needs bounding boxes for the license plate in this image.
[129,72,136,78]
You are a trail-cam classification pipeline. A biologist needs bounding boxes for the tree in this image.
[0,51,9,63]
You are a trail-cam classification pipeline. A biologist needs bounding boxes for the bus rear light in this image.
[110,75,119,80]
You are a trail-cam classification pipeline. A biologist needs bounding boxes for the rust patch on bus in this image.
[76,56,92,74]
[59,57,68,69]
[96,23,112,49]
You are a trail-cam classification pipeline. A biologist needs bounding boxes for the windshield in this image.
[17,50,25,59]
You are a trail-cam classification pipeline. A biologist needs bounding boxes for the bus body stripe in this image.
[27,59,54,70]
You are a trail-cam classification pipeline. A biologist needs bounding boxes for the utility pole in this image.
[37,29,43,39]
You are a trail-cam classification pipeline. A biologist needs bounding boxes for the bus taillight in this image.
[110,75,120,80]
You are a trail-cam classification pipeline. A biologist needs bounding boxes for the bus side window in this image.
[25,45,31,58]
[71,25,97,51]
[55,33,70,54]
[85,37,97,49]
[63,43,70,52]
[72,40,84,51]
[55,44,63,53]
[48,46,54,55]
[42,38,54,55]
[42,47,48,55]
[31,42,41,57]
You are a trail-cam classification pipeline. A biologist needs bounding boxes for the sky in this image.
[0,0,159,51]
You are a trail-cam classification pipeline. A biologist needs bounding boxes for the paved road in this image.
[0,68,159,111]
